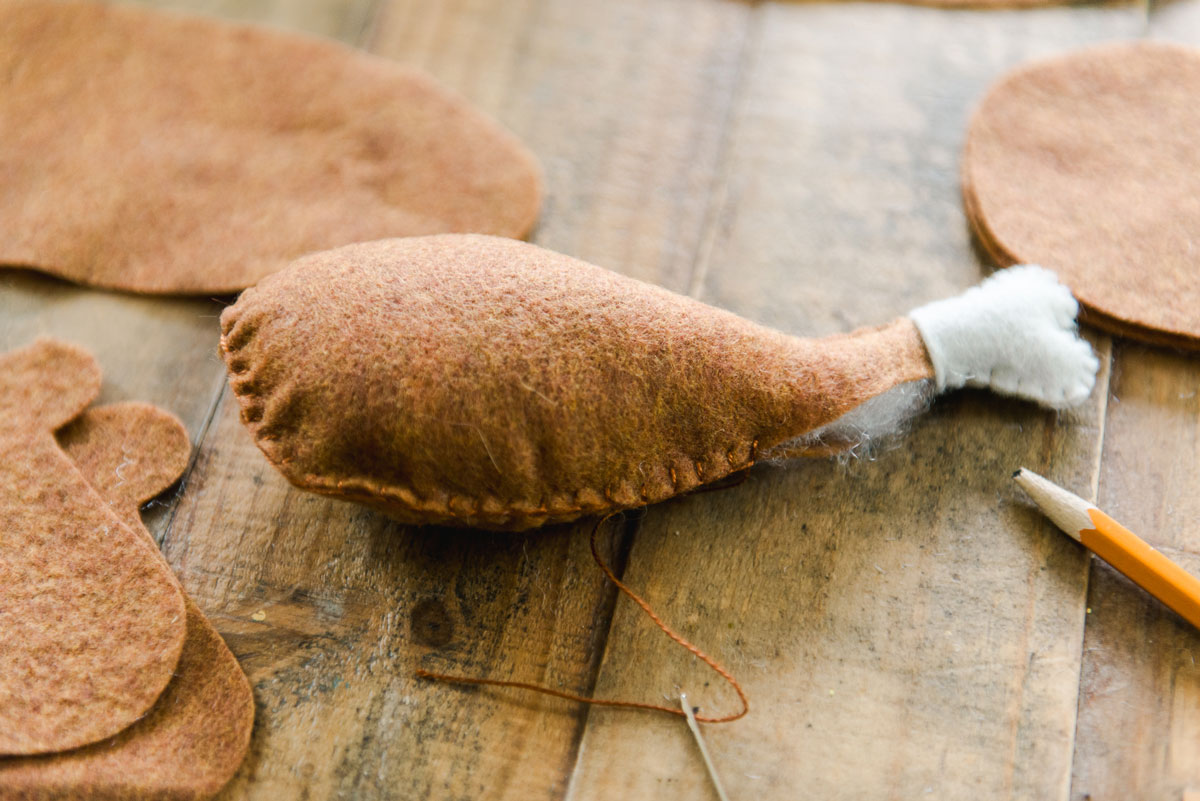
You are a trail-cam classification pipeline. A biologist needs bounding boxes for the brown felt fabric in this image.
[56,405,193,519]
[0,404,255,801]
[0,0,542,295]
[0,341,186,755]
[220,234,934,531]
[963,40,1200,348]
[964,170,1195,350]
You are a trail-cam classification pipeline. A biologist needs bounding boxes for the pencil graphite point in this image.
[1013,468,1093,542]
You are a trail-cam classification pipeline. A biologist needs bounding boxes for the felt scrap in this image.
[963,41,1200,348]
[0,341,187,755]
[221,234,937,531]
[0,0,542,295]
[0,404,255,801]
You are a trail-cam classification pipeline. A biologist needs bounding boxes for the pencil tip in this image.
[1012,469,1022,479]
[1011,467,1091,541]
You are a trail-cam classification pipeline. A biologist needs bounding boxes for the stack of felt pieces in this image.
[963,40,1200,349]
[0,340,253,799]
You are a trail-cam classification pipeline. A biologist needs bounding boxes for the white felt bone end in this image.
[909,266,1099,409]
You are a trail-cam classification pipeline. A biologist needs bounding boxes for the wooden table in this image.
[5,0,1200,797]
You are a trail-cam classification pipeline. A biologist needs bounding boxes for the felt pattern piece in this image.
[963,41,1200,348]
[0,404,255,801]
[0,341,187,756]
[0,0,542,295]
[221,234,937,531]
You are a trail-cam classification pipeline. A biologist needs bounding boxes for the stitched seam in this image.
[223,334,760,525]
[281,448,759,522]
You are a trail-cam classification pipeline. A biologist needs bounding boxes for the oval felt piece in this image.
[0,0,542,295]
[0,341,187,755]
[0,404,255,801]
[963,41,1200,348]
[219,234,933,531]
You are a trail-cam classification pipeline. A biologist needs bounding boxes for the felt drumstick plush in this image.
[220,234,1098,531]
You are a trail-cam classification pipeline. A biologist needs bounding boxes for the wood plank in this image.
[369,0,753,292]
[566,4,1142,799]
[695,3,1147,333]
[165,397,636,799]
[1064,10,1200,800]
[155,1,756,798]
[1071,343,1200,801]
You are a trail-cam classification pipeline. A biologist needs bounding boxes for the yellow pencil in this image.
[1014,468,1200,631]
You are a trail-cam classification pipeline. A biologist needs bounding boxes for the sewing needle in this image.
[680,691,731,801]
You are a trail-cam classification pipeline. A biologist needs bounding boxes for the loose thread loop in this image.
[414,513,749,724]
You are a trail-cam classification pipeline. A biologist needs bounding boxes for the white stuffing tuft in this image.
[909,265,1099,409]
[771,379,934,461]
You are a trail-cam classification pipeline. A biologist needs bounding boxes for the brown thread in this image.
[293,456,757,526]
[415,514,749,724]
[691,467,751,495]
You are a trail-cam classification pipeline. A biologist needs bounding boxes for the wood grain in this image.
[369,0,753,292]
[10,0,1200,799]
[161,0,760,798]
[1058,7,1200,800]
[164,398,635,799]
[1071,343,1200,801]
[567,4,1142,799]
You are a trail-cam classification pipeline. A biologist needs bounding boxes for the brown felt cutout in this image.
[0,341,186,755]
[0,404,255,800]
[220,234,934,531]
[964,40,1200,348]
[0,0,542,295]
